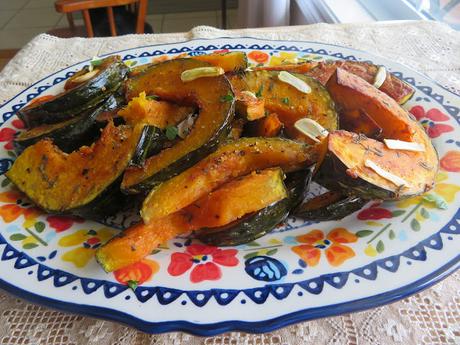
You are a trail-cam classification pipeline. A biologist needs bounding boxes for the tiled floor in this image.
[0,0,238,50]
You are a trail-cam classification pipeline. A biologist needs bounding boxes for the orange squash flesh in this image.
[327,130,437,198]
[5,122,143,212]
[96,168,287,272]
[118,91,193,128]
[191,51,247,72]
[327,68,414,141]
[340,109,382,139]
[235,91,265,121]
[247,113,283,137]
[254,62,318,74]
[141,137,316,223]
[228,70,338,141]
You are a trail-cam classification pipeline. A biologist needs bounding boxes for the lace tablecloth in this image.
[0,21,459,345]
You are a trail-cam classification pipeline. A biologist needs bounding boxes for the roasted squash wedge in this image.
[13,95,121,153]
[317,130,438,200]
[228,70,338,141]
[254,61,318,74]
[6,122,143,213]
[308,60,415,104]
[118,91,194,128]
[320,69,437,200]
[141,137,318,223]
[196,169,312,246]
[122,59,234,193]
[294,190,367,221]
[192,51,248,72]
[18,56,129,127]
[96,168,287,272]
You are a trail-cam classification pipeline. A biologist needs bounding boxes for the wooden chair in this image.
[51,0,148,38]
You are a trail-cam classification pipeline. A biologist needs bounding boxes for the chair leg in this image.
[221,0,227,29]
[66,13,75,30]
[107,7,117,36]
[136,0,148,34]
[82,9,94,37]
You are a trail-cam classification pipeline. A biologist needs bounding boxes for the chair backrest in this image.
[55,0,147,37]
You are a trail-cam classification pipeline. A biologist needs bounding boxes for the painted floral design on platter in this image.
[0,48,459,292]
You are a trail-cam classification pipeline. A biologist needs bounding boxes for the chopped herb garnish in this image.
[127,280,138,291]
[220,93,234,102]
[423,194,448,210]
[281,97,290,105]
[146,95,159,101]
[165,125,179,140]
[90,59,103,67]
[255,85,264,98]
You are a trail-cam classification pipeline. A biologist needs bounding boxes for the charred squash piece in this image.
[192,51,248,72]
[141,137,318,223]
[235,91,265,121]
[18,56,129,128]
[122,59,234,193]
[294,190,367,221]
[327,68,415,141]
[246,113,283,137]
[6,122,143,213]
[228,70,338,141]
[96,168,287,272]
[118,91,194,128]
[196,169,312,246]
[340,109,383,139]
[307,60,415,104]
[317,130,438,200]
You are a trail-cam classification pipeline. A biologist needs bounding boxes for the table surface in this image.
[0,21,459,345]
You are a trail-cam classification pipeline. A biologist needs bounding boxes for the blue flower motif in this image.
[244,256,287,282]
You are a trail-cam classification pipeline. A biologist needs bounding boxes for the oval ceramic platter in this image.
[0,38,459,335]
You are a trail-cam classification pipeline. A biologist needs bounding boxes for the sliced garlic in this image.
[294,118,329,143]
[384,139,425,152]
[71,69,99,84]
[365,159,408,188]
[181,67,225,82]
[240,90,258,100]
[278,71,311,94]
[373,66,387,89]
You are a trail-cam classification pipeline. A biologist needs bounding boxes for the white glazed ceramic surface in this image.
[0,38,459,335]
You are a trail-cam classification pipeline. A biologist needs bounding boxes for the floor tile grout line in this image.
[1,0,34,30]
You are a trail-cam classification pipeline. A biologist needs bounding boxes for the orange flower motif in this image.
[291,228,358,267]
[0,191,41,223]
[248,50,269,64]
[114,259,160,286]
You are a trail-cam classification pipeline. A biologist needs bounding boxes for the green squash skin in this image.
[129,126,166,168]
[294,193,367,221]
[196,169,312,247]
[13,95,121,153]
[18,56,129,128]
[316,152,400,200]
[125,101,235,194]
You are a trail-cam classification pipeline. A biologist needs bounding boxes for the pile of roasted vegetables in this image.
[5,51,438,273]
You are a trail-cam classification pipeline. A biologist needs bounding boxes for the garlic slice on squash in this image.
[181,67,225,82]
[278,71,311,94]
[384,139,425,152]
[365,159,408,188]
[71,69,99,84]
[373,66,387,89]
[240,90,258,100]
[294,118,329,143]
